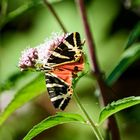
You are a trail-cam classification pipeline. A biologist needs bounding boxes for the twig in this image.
[1,0,8,16]
[0,1,41,29]
[75,0,120,140]
[43,1,103,139]
[75,0,100,75]
[74,92,103,140]
[43,0,67,33]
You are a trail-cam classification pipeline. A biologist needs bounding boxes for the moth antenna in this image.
[81,39,86,46]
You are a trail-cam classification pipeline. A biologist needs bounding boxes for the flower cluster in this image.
[18,32,68,71]
[18,48,38,71]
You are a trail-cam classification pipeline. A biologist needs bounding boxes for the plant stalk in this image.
[43,0,67,33]
[0,1,40,29]
[75,0,120,140]
[74,92,104,140]
[1,0,8,16]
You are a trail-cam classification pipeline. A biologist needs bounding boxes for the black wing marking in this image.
[45,72,72,110]
[47,32,83,66]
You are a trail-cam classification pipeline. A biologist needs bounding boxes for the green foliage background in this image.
[0,0,140,140]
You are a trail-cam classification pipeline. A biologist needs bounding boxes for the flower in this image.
[18,48,38,71]
[18,32,69,71]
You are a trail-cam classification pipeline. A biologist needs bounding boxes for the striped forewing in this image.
[47,32,83,67]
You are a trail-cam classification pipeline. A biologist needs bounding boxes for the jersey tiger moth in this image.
[19,32,85,110]
[42,32,85,110]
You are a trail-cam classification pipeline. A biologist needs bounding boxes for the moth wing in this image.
[45,71,72,110]
[47,32,83,67]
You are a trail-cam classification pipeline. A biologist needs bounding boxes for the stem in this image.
[43,0,67,33]
[75,0,120,140]
[75,0,100,75]
[42,2,102,139]
[74,92,104,140]
[0,1,40,29]
[1,0,8,16]
[0,0,8,29]
[97,79,120,140]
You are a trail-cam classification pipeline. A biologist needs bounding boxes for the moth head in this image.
[35,60,52,72]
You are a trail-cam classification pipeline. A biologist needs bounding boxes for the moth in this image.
[42,32,84,110]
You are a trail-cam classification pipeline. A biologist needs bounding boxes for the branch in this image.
[74,92,103,140]
[0,1,41,29]
[43,0,67,33]
[75,0,120,140]
[1,0,8,16]
[75,0,100,75]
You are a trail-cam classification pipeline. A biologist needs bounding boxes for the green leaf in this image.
[106,44,140,85]
[125,22,140,49]
[0,71,29,92]
[23,112,86,140]
[98,96,140,125]
[0,74,46,126]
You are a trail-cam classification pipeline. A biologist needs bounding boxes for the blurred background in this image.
[0,0,140,140]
